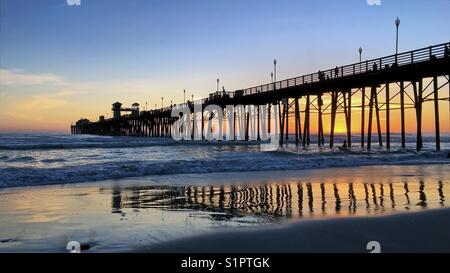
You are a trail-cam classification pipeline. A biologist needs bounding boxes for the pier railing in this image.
[159,42,449,112]
[122,42,450,118]
[240,42,450,96]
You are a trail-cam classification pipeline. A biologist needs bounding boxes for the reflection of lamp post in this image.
[359,47,363,73]
[183,89,186,104]
[395,17,400,63]
[273,59,277,82]
[216,78,219,92]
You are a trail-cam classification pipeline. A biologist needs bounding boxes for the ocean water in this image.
[0,133,449,188]
[1,133,450,252]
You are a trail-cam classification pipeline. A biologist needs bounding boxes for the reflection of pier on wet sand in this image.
[111,178,448,220]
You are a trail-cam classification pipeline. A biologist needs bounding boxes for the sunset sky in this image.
[0,0,449,133]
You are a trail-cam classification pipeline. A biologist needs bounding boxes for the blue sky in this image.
[0,0,449,132]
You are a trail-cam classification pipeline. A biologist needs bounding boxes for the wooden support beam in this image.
[278,101,282,140]
[152,120,155,137]
[295,98,300,146]
[158,118,161,137]
[192,112,195,140]
[361,87,365,147]
[412,81,422,150]
[201,109,204,140]
[343,90,351,147]
[434,76,441,150]
[257,105,260,141]
[245,111,250,141]
[279,101,285,146]
[163,118,166,137]
[367,86,375,150]
[347,89,352,147]
[329,91,337,148]
[318,94,324,146]
[374,86,383,147]
[233,110,237,141]
[400,81,406,148]
[136,120,139,136]
[386,84,390,149]
[285,99,289,144]
[145,120,148,137]
[306,95,311,146]
[268,104,271,135]
[303,95,310,147]
[298,99,302,143]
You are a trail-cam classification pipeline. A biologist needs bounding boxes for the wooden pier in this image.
[72,42,450,150]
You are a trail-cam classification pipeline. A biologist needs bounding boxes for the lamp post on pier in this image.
[395,17,400,63]
[359,47,363,73]
[273,59,277,83]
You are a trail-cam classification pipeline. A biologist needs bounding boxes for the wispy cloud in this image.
[0,69,65,86]
[15,90,73,111]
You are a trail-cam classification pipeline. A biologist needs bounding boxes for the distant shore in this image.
[146,207,450,253]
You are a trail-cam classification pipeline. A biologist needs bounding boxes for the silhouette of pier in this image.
[72,42,450,150]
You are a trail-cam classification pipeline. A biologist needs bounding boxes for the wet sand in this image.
[147,207,450,253]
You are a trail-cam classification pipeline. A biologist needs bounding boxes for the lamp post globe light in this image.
[395,17,400,62]
[273,59,277,83]
[359,47,363,62]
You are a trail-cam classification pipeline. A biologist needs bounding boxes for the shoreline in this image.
[145,207,450,253]
[1,161,449,190]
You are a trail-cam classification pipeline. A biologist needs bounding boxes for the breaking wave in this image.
[1,146,448,188]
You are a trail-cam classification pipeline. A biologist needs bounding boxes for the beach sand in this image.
[147,207,450,253]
